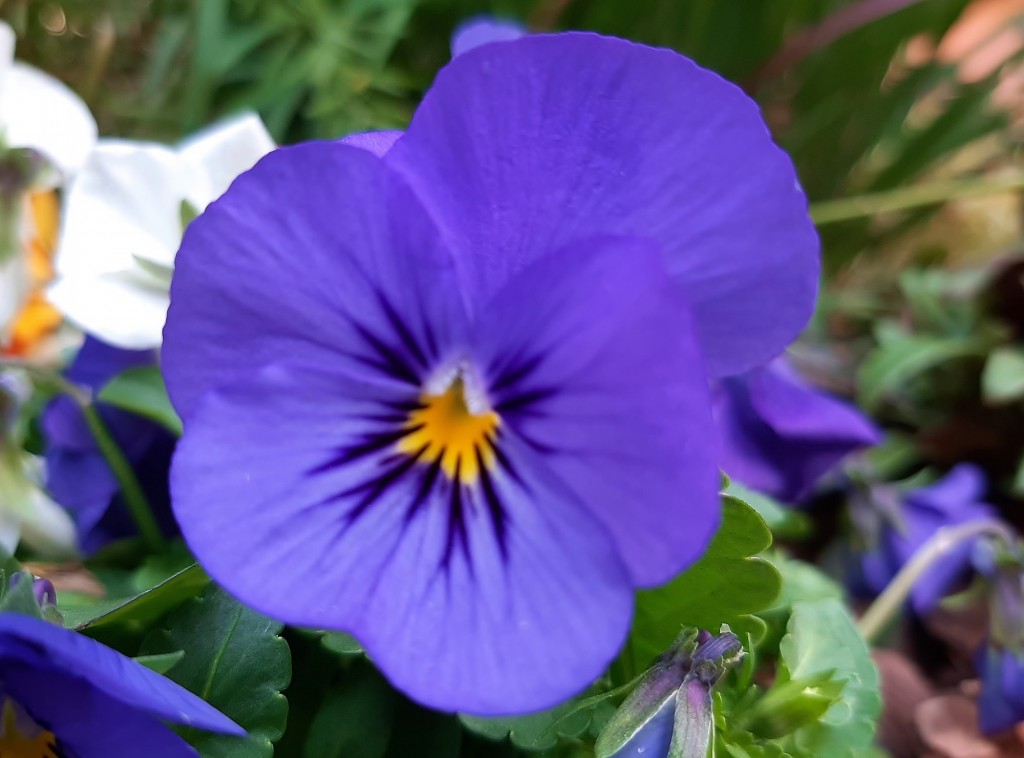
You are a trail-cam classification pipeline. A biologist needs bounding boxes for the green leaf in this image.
[857,330,988,412]
[64,564,209,634]
[983,346,1024,404]
[776,599,881,756]
[98,365,183,436]
[723,482,811,540]
[142,584,290,757]
[321,631,365,657]
[134,650,185,674]
[460,685,617,752]
[627,495,780,667]
[0,572,44,619]
[303,663,394,758]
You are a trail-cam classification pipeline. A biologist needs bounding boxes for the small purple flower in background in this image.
[163,33,818,713]
[972,542,1024,734]
[43,337,177,553]
[713,356,880,503]
[450,16,525,57]
[857,464,997,614]
[0,612,241,756]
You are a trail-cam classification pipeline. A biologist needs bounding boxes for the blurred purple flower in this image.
[163,33,818,713]
[977,646,1024,734]
[712,356,880,503]
[0,613,240,756]
[42,337,177,553]
[859,464,997,614]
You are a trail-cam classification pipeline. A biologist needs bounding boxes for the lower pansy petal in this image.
[171,362,634,714]
[471,236,720,587]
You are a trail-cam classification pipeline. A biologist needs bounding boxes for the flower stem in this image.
[0,358,163,551]
[810,174,1024,225]
[857,519,1017,643]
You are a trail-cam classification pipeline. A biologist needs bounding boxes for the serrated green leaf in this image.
[982,346,1024,404]
[142,584,290,757]
[776,599,881,756]
[98,365,183,436]
[628,496,780,666]
[134,650,185,674]
[63,564,208,633]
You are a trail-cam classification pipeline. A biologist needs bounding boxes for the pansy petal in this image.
[5,660,199,757]
[388,32,819,376]
[178,112,274,202]
[49,270,171,350]
[747,359,880,444]
[340,130,404,157]
[906,464,989,517]
[163,142,468,419]
[472,236,720,586]
[0,614,242,733]
[451,17,526,57]
[171,363,633,714]
[0,62,96,178]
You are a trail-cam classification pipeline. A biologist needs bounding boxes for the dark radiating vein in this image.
[488,353,543,395]
[496,387,558,415]
[376,289,430,371]
[476,446,510,560]
[441,460,472,572]
[350,320,421,386]
[308,424,424,475]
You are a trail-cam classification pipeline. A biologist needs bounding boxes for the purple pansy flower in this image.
[974,546,1024,734]
[978,647,1024,734]
[0,612,241,756]
[712,356,880,503]
[43,337,177,553]
[163,33,818,713]
[858,464,997,614]
[450,16,526,57]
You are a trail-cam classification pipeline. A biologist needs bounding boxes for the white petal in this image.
[56,141,187,277]
[0,62,97,178]
[179,112,275,204]
[48,270,169,349]
[0,22,14,83]
[0,254,30,339]
[0,508,19,556]
[18,488,78,558]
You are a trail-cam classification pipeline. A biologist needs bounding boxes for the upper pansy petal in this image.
[0,614,242,734]
[388,32,819,377]
[471,236,719,586]
[451,17,526,57]
[171,362,633,714]
[0,62,97,178]
[163,142,468,419]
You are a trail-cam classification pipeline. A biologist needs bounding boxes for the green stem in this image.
[810,174,1024,225]
[0,359,163,551]
[857,519,1017,643]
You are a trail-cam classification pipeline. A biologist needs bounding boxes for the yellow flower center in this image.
[397,376,500,485]
[0,698,59,758]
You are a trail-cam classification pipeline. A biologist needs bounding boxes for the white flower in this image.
[49,113,275,349]
[0,21,96,354]
[0,22,96,178]
[0,373,76,558]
